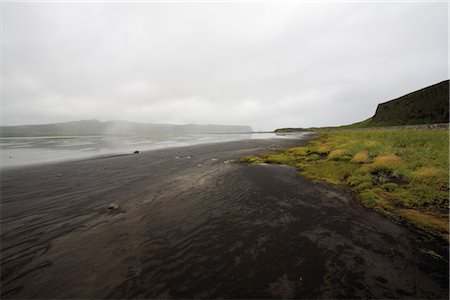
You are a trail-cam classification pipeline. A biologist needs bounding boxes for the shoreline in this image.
[0,132,307,170]
[243,128,450,241]
[1,137,448,298]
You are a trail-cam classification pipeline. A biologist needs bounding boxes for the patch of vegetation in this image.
[382,182,398,192]
[238,156,265,164]
[397,209,449,241]
[419,248,445,260]
[274,127,310,133]
[352,150,370,163]
[241,129,449,240]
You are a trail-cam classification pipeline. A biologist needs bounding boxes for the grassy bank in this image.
[240,129,449,240]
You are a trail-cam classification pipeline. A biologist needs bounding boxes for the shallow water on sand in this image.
[0,132,304,168]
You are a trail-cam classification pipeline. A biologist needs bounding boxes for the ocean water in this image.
[0,132,305,168]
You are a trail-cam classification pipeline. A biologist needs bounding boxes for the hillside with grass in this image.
[362,80,449,127]
[275,80,449,132]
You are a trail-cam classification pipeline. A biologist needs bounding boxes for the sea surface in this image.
[0,132,304,168]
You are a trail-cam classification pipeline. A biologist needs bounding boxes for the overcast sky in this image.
[2,1,448,131]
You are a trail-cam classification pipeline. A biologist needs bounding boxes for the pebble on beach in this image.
[108,203,119,210]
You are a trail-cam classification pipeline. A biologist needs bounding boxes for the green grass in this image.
[419,248,445,260]
[240,129,449,239]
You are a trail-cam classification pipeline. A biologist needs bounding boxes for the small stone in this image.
[211,158,218,161]
[223,160,235,164]
[108,203,119,210]
[186,155,192,159]
[133,150,140,154]
[56,174,62,177]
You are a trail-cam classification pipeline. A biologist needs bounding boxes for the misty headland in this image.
[0,119,253,136]
[1,120,283,168]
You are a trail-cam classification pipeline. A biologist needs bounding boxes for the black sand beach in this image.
[1,137,448,299]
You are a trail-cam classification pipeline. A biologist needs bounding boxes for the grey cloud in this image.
[2,2,447,130]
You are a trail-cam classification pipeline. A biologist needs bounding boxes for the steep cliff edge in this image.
[367,80,449,127]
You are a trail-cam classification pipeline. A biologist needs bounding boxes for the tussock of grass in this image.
[352,150,370,163]
[409,167,447,185]
[285,147,308,156]
[355,181,374,192]
[364,140,379,148]
[382,182,398,192]
[242,129,449,239]
[372,154,404,169]
[360,191,382,208]
[239,156,265,164]
[347,174,373,187]
[264,154,292,164]
[328,149,347,159]
[302,161,357,185]
[396,209,449,240]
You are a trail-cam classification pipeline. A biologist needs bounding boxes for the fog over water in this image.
[0,132,306,168]
[2,1,448,131]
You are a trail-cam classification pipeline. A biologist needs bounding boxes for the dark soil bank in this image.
[1,138,448,299]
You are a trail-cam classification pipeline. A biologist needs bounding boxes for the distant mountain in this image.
[0,120,253,137]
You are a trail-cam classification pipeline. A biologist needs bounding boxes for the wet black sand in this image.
[1,137,448,299]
